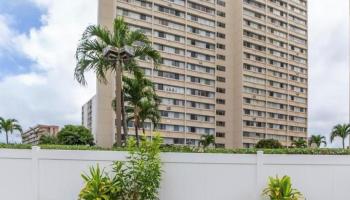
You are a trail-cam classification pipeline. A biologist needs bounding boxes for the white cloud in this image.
[0,0,97,143]
[308,0,349,147]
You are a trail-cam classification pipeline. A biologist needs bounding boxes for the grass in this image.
[2,143,350,155]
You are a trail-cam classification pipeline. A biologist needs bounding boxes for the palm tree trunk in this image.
[5,131,8,144]
[142,121,146,135]
[115,61,122,147]
[121,90,128,144]
[343,139,345,149]
[134,123,139,147]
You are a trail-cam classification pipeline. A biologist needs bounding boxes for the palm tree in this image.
[139,100,161,135]
[330,124,350,149]
[200,134,215,148]
[0,117,22,144]
[291,138,307,148]
[124,71,159,145]
[75,17,161,147]
[309,135,327,148]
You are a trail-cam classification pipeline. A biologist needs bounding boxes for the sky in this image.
[0,0,348,147]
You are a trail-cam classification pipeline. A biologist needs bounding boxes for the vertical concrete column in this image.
[256,151,264,200]
[32,146,40,200]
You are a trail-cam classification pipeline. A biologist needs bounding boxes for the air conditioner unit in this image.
[253,95,257,99]
[253,118,257,121]
[167,106,171,111]
[199,61,203,64]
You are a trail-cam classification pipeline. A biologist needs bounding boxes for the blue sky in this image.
[0,0,349,147]
[0,0,43,32]
[0,0,44,78]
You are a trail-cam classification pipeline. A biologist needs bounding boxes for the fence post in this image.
[32,146,40,200]
[256,151,264,200]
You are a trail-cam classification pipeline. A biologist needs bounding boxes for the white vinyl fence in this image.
[1,147,350,200]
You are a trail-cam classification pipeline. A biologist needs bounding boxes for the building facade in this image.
[94,0,308,148]
[22,125,60,145]
[82,95,97,141]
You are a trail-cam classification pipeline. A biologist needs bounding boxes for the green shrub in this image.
[79,135,162,200]
[79,165,120,200]
[39,135,58,145]
[256,139,283,149]
[263,175,303,200]
[57,125,94,146]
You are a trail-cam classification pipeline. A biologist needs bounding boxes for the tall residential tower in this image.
[93,0,308,148]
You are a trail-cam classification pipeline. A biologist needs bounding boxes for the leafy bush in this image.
[39,135,58,145]
[263,175,303,200]
[256,139,283,149]
[79,135,162,200]
[57,125,94,146]
[6,143,350,155]
[291,138,307,148]
[79,165,120,200]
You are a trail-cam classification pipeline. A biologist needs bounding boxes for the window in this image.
[217,65,226,72]
[216,110,225,116]
[217,76,226,82]
[216,99,226,104]
[216,132,226,138]
[217,43,226,49]
[217,22,226,28]
[216,87,226,93]
[217,0,226,6]
[217,32,226,39]
[217,11,226,17]
[216,121,226,127]
[217,54,226,60]
[187,63,215,74]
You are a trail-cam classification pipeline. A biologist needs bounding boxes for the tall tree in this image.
[75,17,161,147]
[0,117,22,144]
[124,71,159,145]
[330,124,350,149]
[309,135,327,148]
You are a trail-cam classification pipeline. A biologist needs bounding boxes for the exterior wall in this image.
[96,0,219,147]
[96,0,116,147]
[95,0,308,148]
[240,0,308,148]
[82,95,97,141]
[1,148,350,200]
[22,125,60,145]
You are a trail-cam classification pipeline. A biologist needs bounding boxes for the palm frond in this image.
[134,45,162,67]
[126,30,151,46]
[112,17,129,47]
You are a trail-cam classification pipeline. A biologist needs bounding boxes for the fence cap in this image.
[257,151,264,155]
[32,146,41,151]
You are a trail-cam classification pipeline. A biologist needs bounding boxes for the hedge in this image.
[1,144,350,155]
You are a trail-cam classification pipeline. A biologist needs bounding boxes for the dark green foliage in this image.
[57,125,94,146]
[330,124,350,149]
[309,135,327,148]
[0,117,22,144]
[256,139,283,149]
[0,143,32,149]
[124,71,160,145]
[39,135,58,145]
[199,134,215,148]
[79,135,163,200]
[6,143,350,155]
[291,138,307,148]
